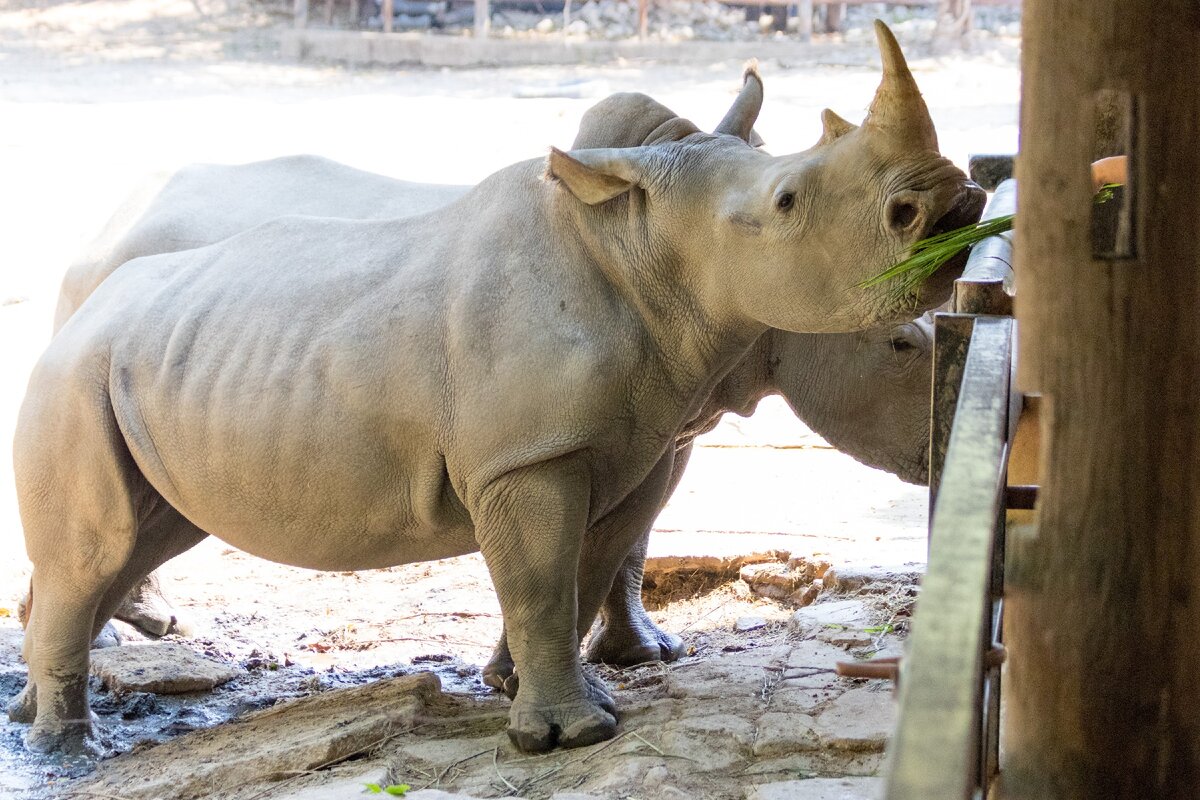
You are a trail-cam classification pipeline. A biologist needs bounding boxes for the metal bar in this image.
[887,316,1013,800]
[955,178,1016,316]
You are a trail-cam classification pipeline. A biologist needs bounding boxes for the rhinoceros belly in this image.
[96,239,477,571]
[111,359,476,570]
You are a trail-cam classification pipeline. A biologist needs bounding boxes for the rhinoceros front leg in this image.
[484,450,677,695]
[474,454,616,752]
[585,442,693,666]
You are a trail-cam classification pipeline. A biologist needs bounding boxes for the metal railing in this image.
[885,175,1019,800]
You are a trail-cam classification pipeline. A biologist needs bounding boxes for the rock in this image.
[413,791,526,800]
[642,764,670,789]
[788,599,877,646]
[735,615,767,632]
[752,711,820,757]
[788,556,831,581]
[740,562,803,599]
[745,777,885,799]
[89,642,241,694]
[270,766,391,799]
[813,686,896,752]
[788,583,821,608]
[655,789,693,800]
[659,714,755,770]
[822,567,871,593]
[78,673,442,800]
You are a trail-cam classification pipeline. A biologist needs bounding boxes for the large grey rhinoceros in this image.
[10,22,981,756]
[46,94,938,650]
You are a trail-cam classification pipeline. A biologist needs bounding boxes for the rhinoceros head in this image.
[545,21,984,335]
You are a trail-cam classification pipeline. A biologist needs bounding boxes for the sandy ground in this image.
[0,1,1020,796]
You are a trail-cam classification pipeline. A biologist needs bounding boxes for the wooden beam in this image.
[383,0,394,32]
[1004,1,1200,798]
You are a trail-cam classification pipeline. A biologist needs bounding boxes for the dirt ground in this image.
[0,2,1020,797]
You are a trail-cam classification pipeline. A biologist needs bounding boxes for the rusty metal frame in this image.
[885,177,1018,800]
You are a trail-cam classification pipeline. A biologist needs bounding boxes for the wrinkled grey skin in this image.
[43,91,936,682]
[11,22,981,756]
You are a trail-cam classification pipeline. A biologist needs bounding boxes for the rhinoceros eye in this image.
[776,192,795,211]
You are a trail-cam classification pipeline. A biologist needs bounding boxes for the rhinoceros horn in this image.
[863,20,938,150]
[817,108,857,146]
[713,61,763,144]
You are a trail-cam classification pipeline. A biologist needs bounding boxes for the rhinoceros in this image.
[44,93,937,650]
[10,22,982,756]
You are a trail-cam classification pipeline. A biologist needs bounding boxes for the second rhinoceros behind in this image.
[11,21,981,757]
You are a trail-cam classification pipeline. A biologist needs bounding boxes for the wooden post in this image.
[1003,2,1200,799]
[293,0,309,28]
[383,0,394,32]
[796,0,812,41]
[324,0,334,25]
[637,0,648,41]
[474,0,489,38]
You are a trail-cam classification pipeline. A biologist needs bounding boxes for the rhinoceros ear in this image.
[817,108,857,146]
[713,61,764,144]
[545,146,645,205]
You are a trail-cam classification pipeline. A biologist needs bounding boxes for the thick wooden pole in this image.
[1004,2,1200,799]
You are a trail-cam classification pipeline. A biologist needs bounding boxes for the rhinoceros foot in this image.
[6,682,37,723]
[482,647,515,696]
[585,614,685,666]
[114,573,189,638]
[507,696,617,752]
[25,716,103,758]
[10,677,103,757]
[484,653,616,715]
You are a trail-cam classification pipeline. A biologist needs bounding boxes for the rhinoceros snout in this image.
[929,180,987,238]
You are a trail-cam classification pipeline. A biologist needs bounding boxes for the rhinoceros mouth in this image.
[929,180,987,239]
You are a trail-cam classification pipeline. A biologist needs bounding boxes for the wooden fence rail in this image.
[886,176,1017,800]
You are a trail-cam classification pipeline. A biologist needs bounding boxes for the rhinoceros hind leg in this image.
[583,501,686,667]
[89,502,207,644]
[585,614,685,666]
[19,574,108,757]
